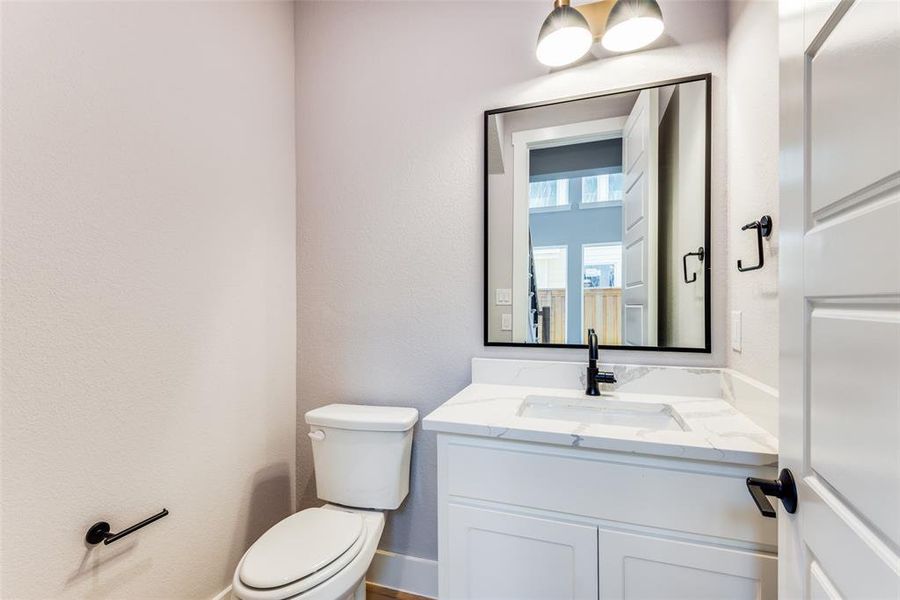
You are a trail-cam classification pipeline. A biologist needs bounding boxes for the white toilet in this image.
[232,404,418,600]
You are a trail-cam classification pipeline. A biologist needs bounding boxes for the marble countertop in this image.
[423,383,778,466]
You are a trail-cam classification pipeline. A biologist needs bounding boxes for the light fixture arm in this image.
[571,1,615,41]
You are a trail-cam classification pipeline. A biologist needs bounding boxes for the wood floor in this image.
[365,582,431,600]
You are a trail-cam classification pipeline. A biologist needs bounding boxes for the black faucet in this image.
[586,328,617,396]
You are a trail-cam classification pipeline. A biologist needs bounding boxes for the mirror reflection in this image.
[486,76,709,349]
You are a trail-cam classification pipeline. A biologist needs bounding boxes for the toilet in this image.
[232,404,418,600]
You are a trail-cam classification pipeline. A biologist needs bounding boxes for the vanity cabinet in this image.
[437,434,778,600]
[445,505,598,600]
[596,529,776,599]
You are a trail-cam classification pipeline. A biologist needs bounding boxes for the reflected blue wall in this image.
[530,201,622,344]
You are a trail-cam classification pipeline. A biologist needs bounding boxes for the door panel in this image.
[809,0,899,213]
[809,561,841,600]
[780,0,900,598]
[621,89,658,345]
[623,103,645,175]
[624,305,643,346]
[804,197,900,297]
[597,529,776,600]
[624,239,644,286]
[445,504,598,600]
[624,172,645,229]
[809,308,900,548]
[801,476,898,598]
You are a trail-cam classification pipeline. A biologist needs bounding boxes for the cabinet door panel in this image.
[445,504,598,600]
[598,529,776,600]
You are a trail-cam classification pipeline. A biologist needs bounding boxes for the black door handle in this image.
[746,468,797,518]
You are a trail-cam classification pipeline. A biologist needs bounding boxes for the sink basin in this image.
[516,395,688,431]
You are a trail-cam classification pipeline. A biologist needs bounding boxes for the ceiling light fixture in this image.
[535,0,665,67]
[536,0,594,67]
[601,0,665,52]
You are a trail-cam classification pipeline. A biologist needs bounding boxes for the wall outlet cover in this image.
[501,313,512,331]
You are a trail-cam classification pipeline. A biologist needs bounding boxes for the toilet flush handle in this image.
[308,430,326,441]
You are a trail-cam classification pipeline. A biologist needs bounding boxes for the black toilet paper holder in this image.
[85,508,169,545]
[737,215,772,272]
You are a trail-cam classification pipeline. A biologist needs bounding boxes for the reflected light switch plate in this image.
[731,310,742,352]
[501,313,512,331]
[496,288,512,306]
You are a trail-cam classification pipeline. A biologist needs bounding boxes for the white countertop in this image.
[423,382,778,466]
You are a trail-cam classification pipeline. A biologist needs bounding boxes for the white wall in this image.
[295,0,728,562]
[726,0,780,387]
[1,3,296,598]
[660,80,707,348]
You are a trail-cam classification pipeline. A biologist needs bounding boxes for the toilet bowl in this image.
[232,506,384,600]
[232,404,417,600]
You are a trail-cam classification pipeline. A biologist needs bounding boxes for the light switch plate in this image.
[731,310,742,352]
[496,288,512,306]
[501,313,512,331]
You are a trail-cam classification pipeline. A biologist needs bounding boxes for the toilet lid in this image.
[239,508,364,589]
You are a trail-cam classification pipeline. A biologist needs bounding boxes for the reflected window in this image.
[583,244,622,288]
[581,173,624,204]
[529,179,569,209]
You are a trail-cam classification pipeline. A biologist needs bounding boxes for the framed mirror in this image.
[484,74,711,351]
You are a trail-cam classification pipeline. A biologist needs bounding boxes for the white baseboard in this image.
[367,549,438,599]
[211,585,232,600]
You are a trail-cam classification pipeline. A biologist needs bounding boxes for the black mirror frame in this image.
[483,73,712,353]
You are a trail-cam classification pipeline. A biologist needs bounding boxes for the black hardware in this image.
[746,469,797,518]
[85,509,169,545]
[737,215,772,272]
[585,329,617,396]
[540,306,551,344]
[596,371,617,383]
[682,247,705,283]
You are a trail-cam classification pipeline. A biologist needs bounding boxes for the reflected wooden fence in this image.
[537,288,621,345]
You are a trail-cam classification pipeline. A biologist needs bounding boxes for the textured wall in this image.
[726,0,780,387]
[295,0,728,561]
[1,2,296,598]
[658,80,707,349]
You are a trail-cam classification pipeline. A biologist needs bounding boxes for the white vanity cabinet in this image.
[437,434,778,600]
[445,504,599,599]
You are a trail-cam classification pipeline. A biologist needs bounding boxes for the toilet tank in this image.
[305,404,418,510]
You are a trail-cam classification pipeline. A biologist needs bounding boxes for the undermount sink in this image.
[516,395,688,432]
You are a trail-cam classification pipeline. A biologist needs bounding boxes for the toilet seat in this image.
[235,508,366,600]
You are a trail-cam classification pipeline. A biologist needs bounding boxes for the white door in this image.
[621,88,659,346]
[444,504,598,600]
[597,529,776,599]
[779,1,900,598]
